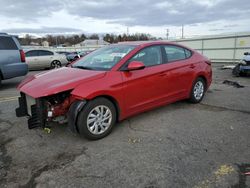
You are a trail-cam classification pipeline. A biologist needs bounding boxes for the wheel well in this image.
[92,95,120,122]
[52,60,60,63]
[0,70,3,80]
[197,75,207,89]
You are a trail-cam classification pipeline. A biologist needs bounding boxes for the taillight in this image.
[20,50,26,62]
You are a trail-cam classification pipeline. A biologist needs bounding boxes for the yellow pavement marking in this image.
[0,96,19,103]
[214,165,234,178]
[194,164,235,188]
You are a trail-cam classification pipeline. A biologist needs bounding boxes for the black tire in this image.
[73,56,79,61]
[0,71,3,87]
[189,77,206,103]
[232,64,241,77]
[50,60,62,69]
[77,97,117,140]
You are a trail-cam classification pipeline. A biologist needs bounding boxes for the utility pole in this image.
[55,36,58,47]
[166,29,169,40]
[181,24,184,39]
[127,27,129,36]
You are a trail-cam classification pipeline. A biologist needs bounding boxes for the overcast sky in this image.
[0,0,249,38]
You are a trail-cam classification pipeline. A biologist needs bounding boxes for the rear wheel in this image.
[0,71,3,87]
[189,77,206,103]
[77,98,117,140]
[50,60,62,69]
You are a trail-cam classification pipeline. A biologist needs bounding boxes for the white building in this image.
[75,39,110,47]
[41,41,49,47]
[173,32,250,63]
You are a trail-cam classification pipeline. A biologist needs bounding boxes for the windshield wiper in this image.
[74,65,94,70]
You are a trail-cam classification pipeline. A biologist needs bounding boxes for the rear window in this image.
[0,36,18,50]
[39,50,53,56]
[25,50,39,57]
[164,45,192,62]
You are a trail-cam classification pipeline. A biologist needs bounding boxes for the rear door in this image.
[37,50,54,68]
[160,45,195,99]
[25,50,39,69]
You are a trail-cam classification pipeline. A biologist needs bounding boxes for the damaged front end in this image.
[15,91,85,131]
[16,93,46,129]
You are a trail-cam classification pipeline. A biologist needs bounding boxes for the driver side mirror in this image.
[244,52,249,56]
[127,61,145,71]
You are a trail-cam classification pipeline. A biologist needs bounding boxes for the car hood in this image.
[18,67,106,98]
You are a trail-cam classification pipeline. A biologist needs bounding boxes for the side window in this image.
[39,50,53,56]
[129,46,162,67]
[164,45,190,62]
[0,36,18,50]
[185,49,192,58]
[25,50,38,57]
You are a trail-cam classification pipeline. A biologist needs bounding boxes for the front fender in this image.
[70,71,125,119]
[68,100,87,133]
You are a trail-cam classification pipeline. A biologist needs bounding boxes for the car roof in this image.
[117,40,182,47]
[24,49,54,52]
[0,33,13,37]
[117,40,192,50]
[0,33,19,38]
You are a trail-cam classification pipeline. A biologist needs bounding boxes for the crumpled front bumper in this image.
[16,93,87,132]
[15,93,46,129]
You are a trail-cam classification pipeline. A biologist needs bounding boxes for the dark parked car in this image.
[0,33,28,85]
[232,52,250,76]
[66,51,94,62]
[66,52,80,62]
[79,50,93,57]
[56,51,71,56]
[16,41,212,140]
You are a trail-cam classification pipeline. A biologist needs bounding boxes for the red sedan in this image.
[16,41,212,140]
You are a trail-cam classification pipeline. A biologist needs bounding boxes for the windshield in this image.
[72,45,135,70]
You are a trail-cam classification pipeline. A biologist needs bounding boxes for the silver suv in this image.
[0,33,28,85]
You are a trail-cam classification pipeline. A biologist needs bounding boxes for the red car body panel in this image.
[18,67,106,98]
[17,41,212,122]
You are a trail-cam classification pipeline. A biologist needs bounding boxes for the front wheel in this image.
[77,98,117,140]
[189,78,206,103]
[50,60,62,69]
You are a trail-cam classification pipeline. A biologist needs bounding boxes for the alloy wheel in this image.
[193,81,204,100]
[86,105,112,135]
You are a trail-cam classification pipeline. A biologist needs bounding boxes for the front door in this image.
[121,45,165,115]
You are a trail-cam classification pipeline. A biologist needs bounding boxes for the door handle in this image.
[189,64,195,69]
[159,72,167,76]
